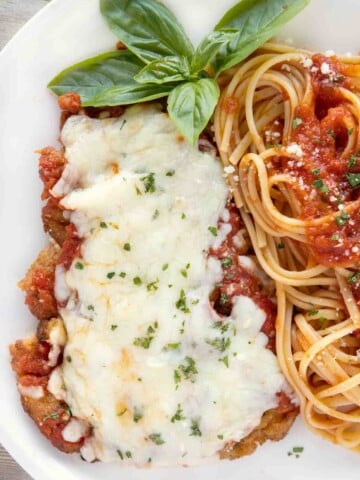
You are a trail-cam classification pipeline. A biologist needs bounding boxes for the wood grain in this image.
[0,2,48,478]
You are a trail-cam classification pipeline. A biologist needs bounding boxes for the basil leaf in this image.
[86,82,176,107]
[191,30,237,74]
[48,50,145,102]
[135,56,191,84]
[100,0,194,64]
[168,79,220,145]
[213,0,310,74]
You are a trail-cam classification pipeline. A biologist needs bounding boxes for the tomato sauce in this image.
[270,54,360,268]
[210,203,277,352]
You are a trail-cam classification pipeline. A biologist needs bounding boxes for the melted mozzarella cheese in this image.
[52,104,286,466]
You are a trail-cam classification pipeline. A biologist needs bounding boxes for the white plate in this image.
[1,1,360,479]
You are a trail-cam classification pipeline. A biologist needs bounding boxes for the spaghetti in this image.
[214,43,360,451]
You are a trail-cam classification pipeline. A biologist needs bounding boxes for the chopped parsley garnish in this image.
[111,324,118,331]
[327,128,336,139]
[225,272,234,280]
[171,404,186,423]
[312,168,320,176]
[330,234,339,241]
[220,257,232,268]
[292,117,302,129]
[219,293,229,305]
[133,276,142,286]
[217,434,224,440]
[119,272,126,278]
[307,309,319,316]
[288,446,304,458]
[141,172,156,193]
[181,212,186,219]
[125,451,132,458]
[148,433,165,445]
[212,321,230,334]
[124,243,131,251]
[346,172,360,188]
[162,263,169,271]
[117,407,127,417]
[135,185,142,196]
[348,128,354,135]
[219,355,229,367]
[75,262,84,270]
[206,337,231,352]
[277,242,286,249]
[153,209,160,219]
[164,342,181,350]
[147,279,159,291]
[175,289,190,313]
[87,305,95,311]
[336,211,350,226]
[117,449,124,460]
[190,419,202,437]
[166,170,175,176]
[208,226,218,237]
[100,221,107,228]
[348,156,357,168]
[348,272,360,284]
[43,412,60,421]
[133,408,143,423]
[120,119,127,130]
[107,271,116,279]
[133,336,154,349]
[312,178,329,193]
[180,269,188,278]
[174,357,198,386]
[66,355,72,363]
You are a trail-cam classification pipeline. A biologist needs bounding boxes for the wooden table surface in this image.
[0,3,49,478]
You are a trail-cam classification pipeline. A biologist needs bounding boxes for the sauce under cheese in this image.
[51,104,287,466]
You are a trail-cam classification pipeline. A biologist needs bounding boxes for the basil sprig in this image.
[48,0,309,144]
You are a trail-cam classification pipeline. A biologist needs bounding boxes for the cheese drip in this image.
[52,104,286,466]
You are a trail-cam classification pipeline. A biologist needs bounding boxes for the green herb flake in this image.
[327,128,336,139]
[141,172,156,193]
[133,276,142,286]
[346,172,360,188]
[66,355,72,363]
[87,305,95,311]
[348,156,357,168]
[153,209,160,220]
[162,263,169,271]
[119,272,126,278]
[180,269,188,278]
[124,243,131,251]
[181,212,186,219]
[147,279,159,291]
[175,289,190,313]
[135,185,142,196]
[117,407,127,417]
[190,419,202,437]
[208,226,218,237]
[133,336,154,349]
[111,324,118,331]
[165,342,181,350]
[206,337,231,352]
[348,128,354,135]
[219,355,229,368]
[217,434,224,440]
[125,451,132,458]
[171,404,186,423]
[107,271,116,279]
[219,293,229,305]
[221,257,232,268]
[312,168,320,176]
[75,262,84,270]
[117,449,124,460]
[307,309,319,316]
[347,272,360,284]
[166,170,175,177]
[293,446,304,453]
[330,234,339,241]
[277,242,286,249]
[292,117,302,129]
[133,408,143,423]
[100,221,108,228]
[175,357,198,384]
[43,412,60,421]
[148,433,165,445]
[336,211,350,226]
[312,178,329,193]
